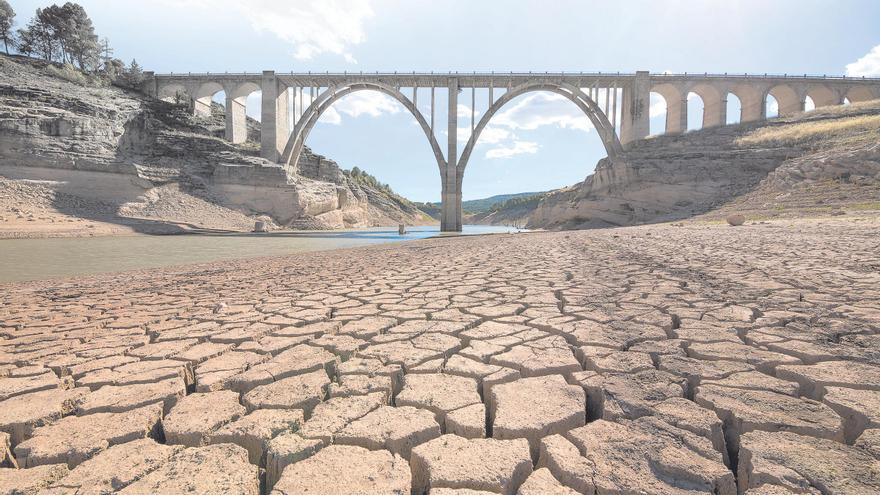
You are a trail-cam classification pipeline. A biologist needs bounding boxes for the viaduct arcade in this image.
[141,71,880,231]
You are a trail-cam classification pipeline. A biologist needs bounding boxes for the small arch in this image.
[193,81,225,118]
[846,86,879,103]
[729,84,764,123]
[805,85,838,108]
[281,82,445,177]
[226,82,262,144]
[686,92,705,131]
[157,83,189,105]
[649,92,668,136]
[767,85,802,117]
[651,83,686,134]
[804,96,816,112]
[457,81,623,176]
[766,94,780,119]
[726,92,742,125]
[688,83,724,128]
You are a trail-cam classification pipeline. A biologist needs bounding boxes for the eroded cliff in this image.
[0,55,431,237]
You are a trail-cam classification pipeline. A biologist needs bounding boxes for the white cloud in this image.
[297,91,400,125]
[649,93,667,118]
[485,141,539,159]
[846,45,880,77]
[171,0,373,62]
[478,126,511,144]
[492,93,593,133]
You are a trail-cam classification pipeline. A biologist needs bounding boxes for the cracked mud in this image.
[1,219,880,494]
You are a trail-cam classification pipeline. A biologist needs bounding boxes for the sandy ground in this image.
[0,177,262,239]
[1,219,879,494]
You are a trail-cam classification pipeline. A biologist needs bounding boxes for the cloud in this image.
[846,45,880,77]
[295,90,401,125]
[649,93,667,118]
[485,141,539,159]
[492,93,593,133]
[171,0,373,62]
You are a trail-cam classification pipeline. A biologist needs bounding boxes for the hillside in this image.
[483,100,880,229]
[0,55,432,238]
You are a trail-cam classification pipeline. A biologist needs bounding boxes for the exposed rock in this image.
[738,430,880,494]
[208,408,304,465]
[265,433,323,493]
[163,390,245,447]
[335,405,441,459]
[241,369,330,416]
[13,404,162,468]
[270,445,410,495]
[117,443,259,494]
[0,463,69,494]
[489,375,585,460]
[410,435,533,495]
[540,418,735,495]
[40,438,180,495]
[395,373,481,423]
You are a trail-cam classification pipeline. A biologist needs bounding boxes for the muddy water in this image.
[0,225,519,283]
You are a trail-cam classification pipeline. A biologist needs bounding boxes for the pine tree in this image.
[0,0,15,55]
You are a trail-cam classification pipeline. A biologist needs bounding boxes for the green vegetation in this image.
[343,166,429,217]
[486,192,548,213]
[0,1,14,55]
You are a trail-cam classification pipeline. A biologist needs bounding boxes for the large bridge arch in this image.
[457,81,623,177]
[280,81,446,178]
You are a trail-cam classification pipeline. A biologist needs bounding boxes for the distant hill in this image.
[462,192,546,213]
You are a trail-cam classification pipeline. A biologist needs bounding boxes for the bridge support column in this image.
[441,78,462,232]
[620,71,650,148]
[225,94,247,144]
[193,96,212,118]
[666,97,688,134]
[260,70,290,163]
[704,95,726,128]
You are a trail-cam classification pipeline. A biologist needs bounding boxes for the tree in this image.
[60,2,99,70]
[0,0,15,55]
[17,9,58,61]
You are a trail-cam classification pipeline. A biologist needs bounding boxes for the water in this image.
[0,225,520,283]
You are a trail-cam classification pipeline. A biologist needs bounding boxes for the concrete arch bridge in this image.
[141,71,880,231]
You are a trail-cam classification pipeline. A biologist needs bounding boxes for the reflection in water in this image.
[0,225,521,283]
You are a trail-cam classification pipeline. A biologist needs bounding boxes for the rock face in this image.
[480,101,880,229]
[0,55,430,236]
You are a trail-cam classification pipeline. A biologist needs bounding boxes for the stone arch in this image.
[648,91,669,135]
[280,81,445,176]
[457,82,623,177]
[687,83,724,128]
[805,85,840,108]
[846,85,880,103]
[766,84,803,117]
[725,92,742,124]
[222,82,262,144]
[157,83,189,103]
[193,81,225,117]
[651,83,686,134]
[728,84,764,123]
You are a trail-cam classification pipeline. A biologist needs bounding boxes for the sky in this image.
[10,0,880,201]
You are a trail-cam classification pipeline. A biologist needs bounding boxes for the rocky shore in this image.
[1,217,879,493]
[0,55,431,238]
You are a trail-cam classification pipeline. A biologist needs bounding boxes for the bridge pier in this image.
[225,94,248,144]
[620,71,650,148]
[441,77,463,232]
[260,71,289,162]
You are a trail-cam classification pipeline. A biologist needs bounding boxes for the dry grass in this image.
[736,114,880,147]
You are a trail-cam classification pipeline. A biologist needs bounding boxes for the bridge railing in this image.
[148,71,880,82]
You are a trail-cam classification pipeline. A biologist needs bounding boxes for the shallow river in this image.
[0,225,518,283]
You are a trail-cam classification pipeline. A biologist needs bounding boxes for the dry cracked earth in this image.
[1,219,880,494]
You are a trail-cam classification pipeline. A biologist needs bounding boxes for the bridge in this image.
[140,71,880,231]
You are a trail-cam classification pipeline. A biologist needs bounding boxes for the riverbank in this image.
[0,225,520,283]
[1,217,878,493]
